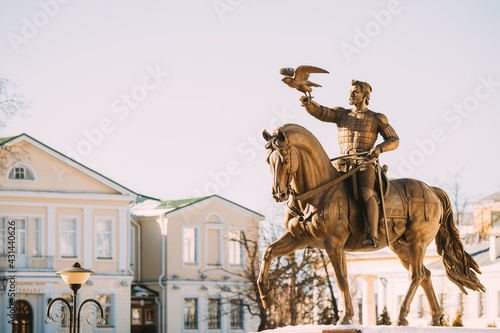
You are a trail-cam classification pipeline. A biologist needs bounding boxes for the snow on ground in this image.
[257,324,500,332]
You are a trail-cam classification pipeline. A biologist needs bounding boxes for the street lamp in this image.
[45,262,105,333]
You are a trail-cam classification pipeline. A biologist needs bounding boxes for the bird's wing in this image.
[294,65,329,81]
[306,81,322,87]
[279,67,295,77]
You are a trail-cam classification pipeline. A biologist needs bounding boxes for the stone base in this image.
[254,324,499,333]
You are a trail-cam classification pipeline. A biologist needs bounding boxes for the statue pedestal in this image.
[253,325,498,333]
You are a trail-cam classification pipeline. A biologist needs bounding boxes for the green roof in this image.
[157,194,263,218]
[0,134,23,146]
[157,196,210,209]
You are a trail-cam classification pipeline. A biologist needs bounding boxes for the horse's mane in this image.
[274,123,333,168]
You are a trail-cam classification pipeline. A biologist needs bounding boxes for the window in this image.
[183,227,198,264]
[0,217,39,256]
[207,298,221,329]
[184,298,198,329]
[0,217,5,255]
[131,308,141,326]
[96,294,113,326]
[61,218,77,257]
[15,167,25,179]
[205,213,221,223]
[206,228,221,266]
[230,298,244,329]
[492,211,500,229]
[13,218,27,255]
[32,218,41,256]
[7,164,35,181]
[229,230,243,265]
[478,292,487,317]
[96,219,112,258]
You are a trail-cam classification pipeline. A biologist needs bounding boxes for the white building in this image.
[130,195,264,333]
[0,133,138,333]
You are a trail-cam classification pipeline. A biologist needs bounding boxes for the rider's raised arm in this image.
[375,113,399,153]
[300,96,346,123]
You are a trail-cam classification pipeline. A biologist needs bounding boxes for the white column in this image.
[379,277,387,313]
[46,206,56,258]
[362,274,377,325]
[83,207,92,268]
[118,208,128,271]
[312,283,320,324]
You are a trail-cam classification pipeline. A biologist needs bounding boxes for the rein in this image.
[295,159,375,202]
[269,136,374,217]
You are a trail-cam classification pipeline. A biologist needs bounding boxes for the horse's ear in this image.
[277,129,286,142]
[262,129,271,141]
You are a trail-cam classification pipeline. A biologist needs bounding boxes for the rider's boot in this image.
[361,196,379,248]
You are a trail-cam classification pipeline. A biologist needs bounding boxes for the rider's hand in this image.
[368,147,381,159]
[300,96,311,107]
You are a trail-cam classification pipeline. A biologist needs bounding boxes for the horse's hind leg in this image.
[257,231,308,308]
[391,242,441,326]
[420,267,441,326]
[324,239,354,325]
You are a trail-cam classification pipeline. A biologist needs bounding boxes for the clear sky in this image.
[1,0,499,212]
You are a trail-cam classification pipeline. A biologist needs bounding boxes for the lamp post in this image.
[45,262,105,333]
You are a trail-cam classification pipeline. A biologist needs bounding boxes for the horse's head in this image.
[263,128,297,202]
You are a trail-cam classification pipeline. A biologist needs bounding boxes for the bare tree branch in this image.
[0,76,30,175]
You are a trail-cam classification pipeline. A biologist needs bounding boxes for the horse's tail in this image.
[431,186,485,294]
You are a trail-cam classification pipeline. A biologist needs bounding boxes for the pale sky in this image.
[1,0,500,212]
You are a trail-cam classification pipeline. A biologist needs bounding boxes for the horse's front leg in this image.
[324,239,354,325]
[257,231,307,308]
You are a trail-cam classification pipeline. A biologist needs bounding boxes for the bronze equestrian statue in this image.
[257,75,485,326]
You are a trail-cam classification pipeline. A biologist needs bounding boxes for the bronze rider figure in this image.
[300,79,399,248]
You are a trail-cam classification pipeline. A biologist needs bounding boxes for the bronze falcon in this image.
[280,65,329,98]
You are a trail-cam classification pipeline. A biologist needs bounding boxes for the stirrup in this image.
[361,235,379,248]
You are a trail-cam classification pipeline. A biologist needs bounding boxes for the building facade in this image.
[130,195,263,333]
[473,191,500,240]
[0,134,137,333]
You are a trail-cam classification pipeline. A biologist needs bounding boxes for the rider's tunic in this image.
[304,103,399,195]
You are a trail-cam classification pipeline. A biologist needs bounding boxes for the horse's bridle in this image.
[268,140,295,202]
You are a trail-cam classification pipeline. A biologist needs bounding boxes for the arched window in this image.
[12,300,33,333]
[7,163,35,181]
[205,213,222,224]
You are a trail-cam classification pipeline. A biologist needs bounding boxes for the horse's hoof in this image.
[338,316,351,325]
[397,318,409,326]
[260,289,275,309]
[429,316,442,326]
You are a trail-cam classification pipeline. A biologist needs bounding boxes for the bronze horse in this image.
[258,123,484,326]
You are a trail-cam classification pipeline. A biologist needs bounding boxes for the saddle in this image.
[343,177,440,252]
